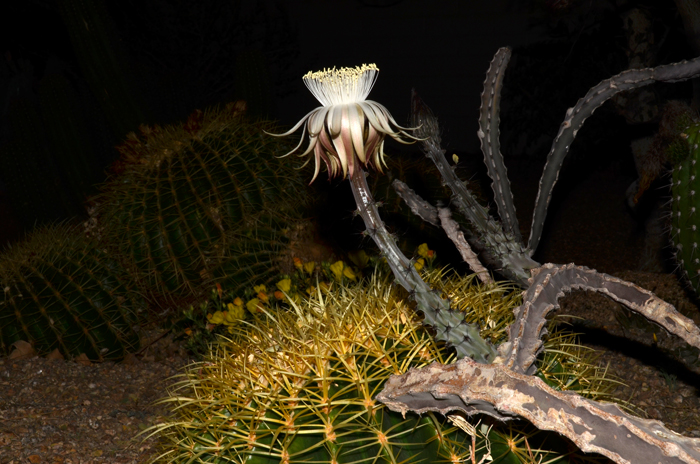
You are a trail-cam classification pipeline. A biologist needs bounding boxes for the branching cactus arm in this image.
[349,168,498,362]
[391,178,493,284]
[528,56,700,254]
[376,357,700,464]
[410,91,538,285]
[391,178,440,226]
[477,47,521,242]
[271,64,499,363]
[410,89,494,236]
[499,263,700,376]
[437,206,493,285]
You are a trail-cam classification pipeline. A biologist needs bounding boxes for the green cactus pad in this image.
[0,223,143,361]
[98,104,307,298]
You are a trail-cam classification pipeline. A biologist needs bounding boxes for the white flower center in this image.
[303,64,379,107]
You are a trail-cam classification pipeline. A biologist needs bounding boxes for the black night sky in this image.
[0,0,696,264]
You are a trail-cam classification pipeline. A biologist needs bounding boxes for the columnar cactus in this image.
[672,121,700,292]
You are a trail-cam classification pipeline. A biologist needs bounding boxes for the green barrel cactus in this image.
[0,223,143,361]
[210,211,294,298]
[671,121,700,293]
[97,103,308,300]
[146,271,620,463]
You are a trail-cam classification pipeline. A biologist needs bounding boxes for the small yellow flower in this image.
[343,266,357,281]
[330,260,345,281]
[303,261,315,274]
[257,291,269,303]
[347,250,370,269]
[224,303,245,325]
[276,279,292,293]
[417,243,430,258]
[233,297,243,306]
[207,311,225,325]
[293,257,303,270]
[184,328,193,336]
[253,284,267,294]
[414,258,425,271]
[247,298,262,313]
[274,290,285,300]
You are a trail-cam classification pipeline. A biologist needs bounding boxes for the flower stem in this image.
[348,167,498,363]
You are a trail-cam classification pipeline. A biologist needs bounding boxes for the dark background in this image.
[0,0,696,269]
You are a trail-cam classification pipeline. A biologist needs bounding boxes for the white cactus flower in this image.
[271,64,420,182]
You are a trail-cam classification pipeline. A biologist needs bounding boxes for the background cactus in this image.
[97,103,308,301]
[210,210,294,298]
[671,120,700,293]
[0,223,143,361]
[146,270,622,464]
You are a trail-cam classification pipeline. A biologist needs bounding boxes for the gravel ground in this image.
[1,158,699,463]
[0,330,194,463]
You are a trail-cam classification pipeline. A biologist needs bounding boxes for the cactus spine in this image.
[147,272,616,463]
[0,223,143,361]
[98,104,307,299]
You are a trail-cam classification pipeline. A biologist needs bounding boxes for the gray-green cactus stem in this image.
[499,263,700,376]
[348,166,498,363]
[377,357,700,464]
[391,179,492,284]
[410,90,537,286]
[478,47,521,242]
[529,55,700,254]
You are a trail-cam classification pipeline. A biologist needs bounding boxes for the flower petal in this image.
[308,108,328,137]
[332,130,350,179]
[265,107,317,137]
[340,106,356,177]
[347,103,366,164]
[329,105,344,138]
